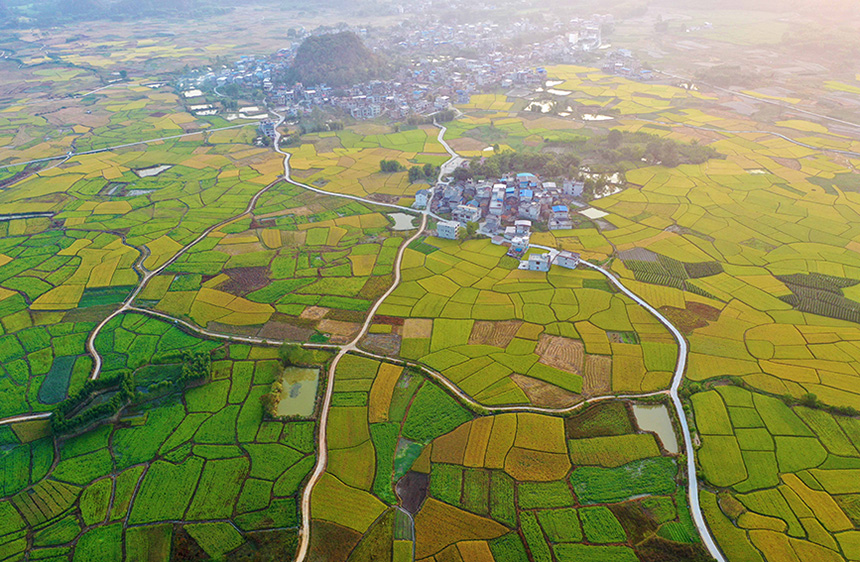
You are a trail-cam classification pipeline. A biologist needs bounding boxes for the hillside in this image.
[290,31,388,87]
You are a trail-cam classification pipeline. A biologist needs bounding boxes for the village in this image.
[425,171,600,274]
[175,12,621,123]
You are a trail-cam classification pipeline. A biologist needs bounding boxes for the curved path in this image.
[0,108,727,560]
[86,176,285,380]
[290,121,450,562]
[529,244,724,560]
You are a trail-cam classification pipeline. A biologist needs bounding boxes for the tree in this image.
[607,129,623,149]
[119,69,128,80]
[380,160,404,173]
[408,166,423,183]
[423,163,435,179]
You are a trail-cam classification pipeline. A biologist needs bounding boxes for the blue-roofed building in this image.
[520,189,533,201]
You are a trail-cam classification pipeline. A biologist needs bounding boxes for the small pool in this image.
[276,367,320,417]
[632,403,679,454]
[389,212,417,231]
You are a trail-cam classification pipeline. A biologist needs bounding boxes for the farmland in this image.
[0,315,320,561]
[1,5,860,561]
[308,355,706,562]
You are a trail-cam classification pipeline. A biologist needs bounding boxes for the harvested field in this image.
[583,355,612,396]
[396,472,430,515]
[536,335,584,374]
[361,333,402,356]
[318,319,362,344]
[511,374,582,408]
[300,306,330,321]
[257,322,314,342]
[448,138,490,152]
[469,321,522,348]
[221,267,270,295]
[403,319,433,339]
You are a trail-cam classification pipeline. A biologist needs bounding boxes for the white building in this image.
[452,204,482,225]
[437,220,460,240]
[527,253,551,272]
[555,251,581,269]
[508,234,530,257]
[563,180,585,197]
[489,200,504,216]
[515,220,532,235]
[414,189,430,209]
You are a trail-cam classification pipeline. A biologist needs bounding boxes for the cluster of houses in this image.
[423,172,585,241]
[428,171,586,270]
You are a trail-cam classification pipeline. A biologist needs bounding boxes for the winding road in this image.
[0,110,727,562]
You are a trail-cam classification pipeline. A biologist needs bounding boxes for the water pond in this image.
[389,212,417,231]
[632,403,679,454]
[277,367,320,417]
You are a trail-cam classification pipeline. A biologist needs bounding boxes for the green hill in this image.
[291,31,388,87]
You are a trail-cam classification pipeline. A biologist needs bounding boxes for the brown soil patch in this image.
[258,321,314,342]
[307,520,362,562]
[535,335,584,374]
[373,315,405,326]
[402,318,433,339]
[448,137,489,152]
[300,306,330,321]
[772,157,802,171]
[511,374,582,408]
[291,168,322,179]
[318,319,361,344]
[311,136,344,153]
[583,355,612,397]
[218,242,265,256]
[360,333,401,356]
[658,302,721,335]
[468,320,522,348]
[221,267,270,295]
[207,322,260,337]
[367,193,400,204]
[396,472,430,515]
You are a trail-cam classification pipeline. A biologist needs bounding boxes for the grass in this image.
[569,458,677,504]
[402,383,473,444]
[567,433,660,468]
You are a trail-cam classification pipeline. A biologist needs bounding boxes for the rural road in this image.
[530,244,725,562]
[288,120,451,562]
[0,107,727,562]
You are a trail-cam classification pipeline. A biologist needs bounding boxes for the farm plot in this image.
[411,400,702,562]
[0,312,323,562]
[136,183,410,343]
[286,125,450,203]
[692,384,860,562]
[369,237,676,407]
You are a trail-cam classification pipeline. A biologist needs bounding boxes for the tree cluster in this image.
[278,343,320,367]
[51,370,135,435]
[408,163,440,183]
[380,159,405,173]
[460,150,581,181]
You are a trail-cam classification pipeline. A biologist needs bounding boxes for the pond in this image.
[389,212,417,231]
[276,367,320,417]
[632,403,679,454]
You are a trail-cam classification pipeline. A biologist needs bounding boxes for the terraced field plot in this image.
[369,236,677,407]
[308,357,705,562]
[136,183,414,343]
[0,312,323,561]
